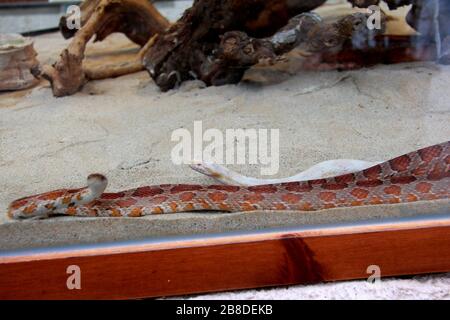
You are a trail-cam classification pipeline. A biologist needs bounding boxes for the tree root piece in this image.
[42,0,169,97]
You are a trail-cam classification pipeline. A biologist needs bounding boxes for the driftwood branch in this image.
[41,0,169,97]
[211,12,386,77]
[146,11,387,90]
[40,0,450,96]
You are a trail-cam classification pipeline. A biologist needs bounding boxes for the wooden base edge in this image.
[1,216,450,299]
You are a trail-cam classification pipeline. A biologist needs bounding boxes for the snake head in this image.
[86,173,108,196]
[7,174,108,220]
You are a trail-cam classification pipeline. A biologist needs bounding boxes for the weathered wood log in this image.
[208,11,386,83]
[142,0,332,91]
[59,0,168,46]
[143,3,390,91]
[41,0,449,96]
[143,0,448,91]
[41,0,169,97]
[0,34,39,91]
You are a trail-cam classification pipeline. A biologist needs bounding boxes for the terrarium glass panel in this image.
[0,0,449,251]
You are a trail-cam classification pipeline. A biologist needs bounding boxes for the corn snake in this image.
[7,141,450,219]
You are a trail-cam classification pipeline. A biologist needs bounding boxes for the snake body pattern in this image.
[8,141,450,219]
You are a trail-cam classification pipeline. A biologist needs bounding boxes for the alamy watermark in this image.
[65,5,81,31]
[366,5,382,31]
[66,265,81,290]
[367,264,381,284]
[171,121,280,175]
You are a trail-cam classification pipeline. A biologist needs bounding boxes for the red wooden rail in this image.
[1,216,450,299]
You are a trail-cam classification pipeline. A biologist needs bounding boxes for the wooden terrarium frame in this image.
[0,0,449,299]
[1,214,450,299]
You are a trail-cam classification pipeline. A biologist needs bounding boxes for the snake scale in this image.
[7,141,450,219]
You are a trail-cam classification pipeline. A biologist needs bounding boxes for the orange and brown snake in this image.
[7,141,450,219]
